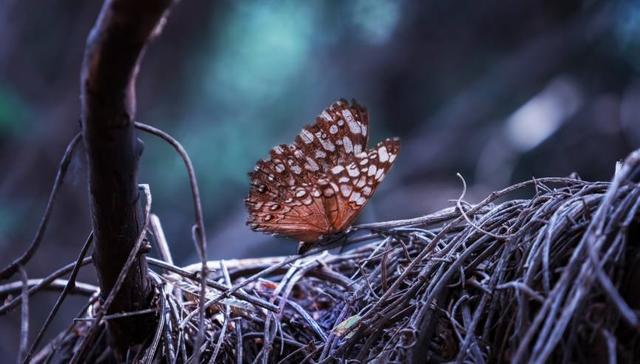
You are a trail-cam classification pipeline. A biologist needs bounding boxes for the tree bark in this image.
[80,0,173,355]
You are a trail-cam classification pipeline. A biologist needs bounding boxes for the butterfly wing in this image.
[246,99,396,243]
[294,99,369,171]
[246,144,329,242]
[321,138,400,232]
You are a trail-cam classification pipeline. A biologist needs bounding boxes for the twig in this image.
[208,261,232,364]
[24,232,94,362]
[178,252,321,325]
[0,258,94,315]
[456,173,511,240]
[135,121,209,360]
[142,276,164,364]
[235,318,243,364]
[150,214,174,265]
[147,258,278,312]
[0,133,81,281]
[357,206,474,230]
[18,266,29,364]
[0,279,97,298]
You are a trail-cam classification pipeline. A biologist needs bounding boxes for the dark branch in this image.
[80,0,174,355]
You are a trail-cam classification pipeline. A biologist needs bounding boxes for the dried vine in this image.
[6,148,636,363]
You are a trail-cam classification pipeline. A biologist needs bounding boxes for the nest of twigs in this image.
[27,150,640,363]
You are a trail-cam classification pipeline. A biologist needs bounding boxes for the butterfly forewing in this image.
[294,99,369,170]
[246,99,398,244]
[321,138,400,231]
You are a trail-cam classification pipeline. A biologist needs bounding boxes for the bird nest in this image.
[30,150,640,363]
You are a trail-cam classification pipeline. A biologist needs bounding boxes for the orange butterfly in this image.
[245,99,399,253]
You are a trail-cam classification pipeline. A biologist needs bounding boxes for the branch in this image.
[0,133,81,281]
[80,0,174,355]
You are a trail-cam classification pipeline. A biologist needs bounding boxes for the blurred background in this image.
[1,0,639,357]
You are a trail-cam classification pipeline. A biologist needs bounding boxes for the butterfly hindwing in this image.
[247,144,329,241]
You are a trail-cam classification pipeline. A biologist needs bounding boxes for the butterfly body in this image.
[245,99,399,251]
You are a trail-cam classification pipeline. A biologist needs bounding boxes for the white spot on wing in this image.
[375,168,384,180]
[342,109,355,123]
[343,136,353,153]
[347,164,360,177]
[305,157,319,171]
[340,184,352,198]
[329,125,338,134]
[378,146,389,162]
[354,144,362,154]
[300,129,314,144]
[368,165,377,176]
[320,110,332,121]
[331,165,345,174]
[315,131,335,152]
[315,150,327,159]
[346,118,361,134]
[322,140,335,151]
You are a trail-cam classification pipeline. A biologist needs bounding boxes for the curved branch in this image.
[80,0,174,355]
[0,133,81,281]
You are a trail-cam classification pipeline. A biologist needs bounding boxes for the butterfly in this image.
[245,99,400,253]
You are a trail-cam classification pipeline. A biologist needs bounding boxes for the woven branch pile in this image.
[22,150,640,363]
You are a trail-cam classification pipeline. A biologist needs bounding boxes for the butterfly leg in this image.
[297,241,316,255]
[297,232,351,255]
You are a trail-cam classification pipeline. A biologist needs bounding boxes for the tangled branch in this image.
[15,149,639,363]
